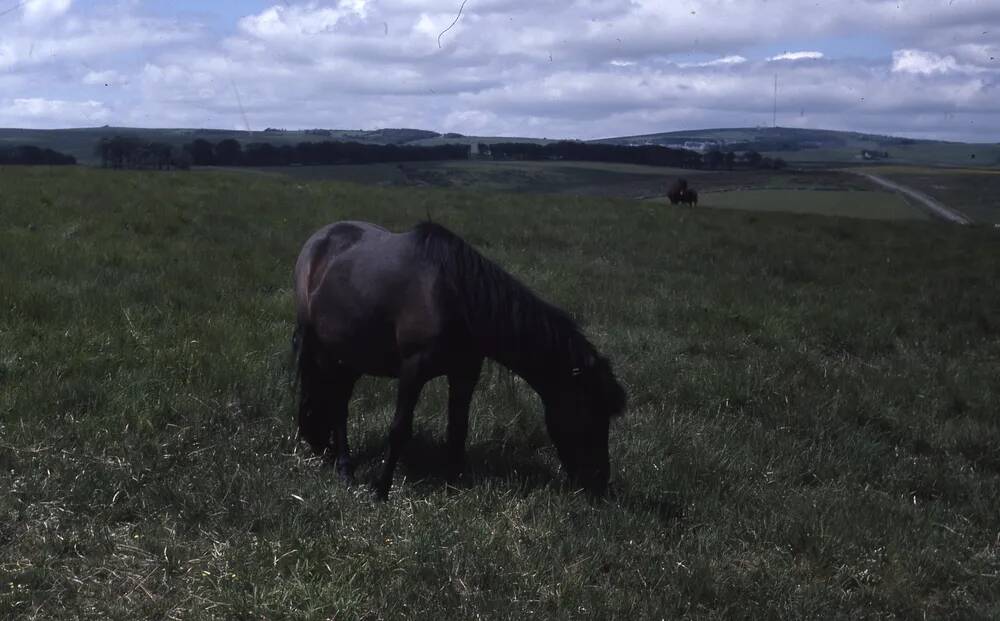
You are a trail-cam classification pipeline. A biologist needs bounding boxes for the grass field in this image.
[698,189,927,221]
[2,166,1000,618]
[238,160,864,197]
[865,167,1000,225]
[771,143,1000,168]
[248,161,931,222]
[238,160,706,198]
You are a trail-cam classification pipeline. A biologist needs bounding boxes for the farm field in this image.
[237,159,706,198]
[866,166,1000,225]
[2,167,1000,618]
[762,144,1000,168]
[239,160,868,199]
[242,160,939,222]
[699,188,927,221]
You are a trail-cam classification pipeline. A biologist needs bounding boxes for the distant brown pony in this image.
[679,188,698,207]
[666,178,688,205]
[293,221,627,499]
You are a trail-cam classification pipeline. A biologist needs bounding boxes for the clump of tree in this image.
[180,139,468,167]
[490,142,784,170]
[701,148,786,170]
[169,137,787,171]
[0,145,76,165]
[95,136,188,170]
[861,149,890,160]
[489,141,704,168]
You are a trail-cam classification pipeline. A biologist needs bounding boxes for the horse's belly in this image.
[315,319,402,377]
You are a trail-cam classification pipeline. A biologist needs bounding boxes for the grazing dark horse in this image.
[680,188,698,207]
[293,220,626,498]
[667,178,688,205]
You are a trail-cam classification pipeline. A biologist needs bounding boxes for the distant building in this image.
[469,142,492,160]
[860,149,890,160]
[678,140,722,154]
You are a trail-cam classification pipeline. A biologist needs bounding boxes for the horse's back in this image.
[295,221,391,307]
[294,221,441,376]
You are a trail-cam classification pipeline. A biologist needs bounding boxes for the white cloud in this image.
[768,51,825,62]
[892,49,962,74]
[0,98,110,126]
[82,70,127,87]
[2,1,1000,140]
[680,55,748,68]
[238,1,372,38]
[0,16,197,71]
[22,0,72,24]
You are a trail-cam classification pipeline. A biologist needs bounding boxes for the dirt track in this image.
[854,172,973,225]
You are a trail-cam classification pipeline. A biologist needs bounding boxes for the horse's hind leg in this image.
[297,332,335,456]
[446,358,483,483]
[329,366,360,481]
[374,355,431,499]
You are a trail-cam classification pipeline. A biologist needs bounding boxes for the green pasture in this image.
[696,188,928,221]
[1,166,998,618]
[865,166,1000,225]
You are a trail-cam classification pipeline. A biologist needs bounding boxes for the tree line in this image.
[95,136,189,170]
[89,135,786,171]
[702,149,787,170]
[182,138,469,167]
[488,141,705,168]
[490,141,785,170]
[177,137,785,170]
[0,145,76,165]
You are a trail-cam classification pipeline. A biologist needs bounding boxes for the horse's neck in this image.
[486,332,581,396]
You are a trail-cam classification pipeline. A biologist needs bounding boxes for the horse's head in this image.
[543,354,626,496]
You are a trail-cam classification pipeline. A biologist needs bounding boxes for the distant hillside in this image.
[1,125,996,168]
[592,126,1000,167]
[0,127,442,165]
[405,134,557,147]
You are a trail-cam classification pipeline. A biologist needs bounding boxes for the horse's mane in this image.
[412,221,594,374]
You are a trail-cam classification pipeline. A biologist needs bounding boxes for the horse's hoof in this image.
[372,478,391,501]
[335,460,355,484]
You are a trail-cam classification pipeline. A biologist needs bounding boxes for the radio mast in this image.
[772,74,778,128]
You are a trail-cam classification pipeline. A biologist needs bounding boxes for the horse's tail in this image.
[291,320,330,454]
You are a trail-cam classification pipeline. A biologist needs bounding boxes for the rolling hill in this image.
[1,124,997,168]
[591,126,1000,167]
[0,126,441,165]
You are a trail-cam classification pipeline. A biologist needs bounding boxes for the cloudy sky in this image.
[1,0,998,141]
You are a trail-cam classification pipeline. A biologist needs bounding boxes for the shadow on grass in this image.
[608,482,687,524]
[344,431,686,523]
[349,430,557,493]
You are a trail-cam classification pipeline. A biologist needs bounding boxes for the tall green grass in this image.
[1,166,999,618]
[703,188,925,220]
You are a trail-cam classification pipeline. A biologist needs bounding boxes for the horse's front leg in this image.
[374,356,429,499]
[446,358,483,483]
